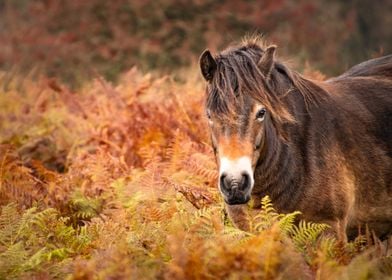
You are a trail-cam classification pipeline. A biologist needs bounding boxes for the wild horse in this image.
[199,38,392,241]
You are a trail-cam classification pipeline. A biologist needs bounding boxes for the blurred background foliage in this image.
[0,1,392,278]
[0,0,391,87]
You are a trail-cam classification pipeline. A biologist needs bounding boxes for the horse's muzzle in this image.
[220,172,252,205]
[225,192,251,205]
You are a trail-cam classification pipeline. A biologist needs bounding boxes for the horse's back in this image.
[326,55,392,154]
[331,54,392,80]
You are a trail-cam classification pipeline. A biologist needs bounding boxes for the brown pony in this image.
[199,38,392,241]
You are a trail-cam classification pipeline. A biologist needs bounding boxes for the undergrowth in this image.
[0,69,391,279]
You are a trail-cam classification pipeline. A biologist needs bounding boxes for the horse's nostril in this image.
[220,172,229,191]
[220,172,227,180]
[240,172,250,190]
[220,172,251,193]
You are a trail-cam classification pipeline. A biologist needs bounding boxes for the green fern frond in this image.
[222,226,253,245]
[318,236,338,259]
[30,208,58,230]
[189,206,224,237]
[19,247,47,271]
[68,191,102,224]
[252,196,281,232]
[0,242,28,278]
[277,211,302,234]
[346,235,367,254]
[15,206,38,241]
[0,203,21,246]
[0,203,93,278]
[289,220,330,251]
[261,196,276,215]
[191,207,215,236]
[45,248,72,261]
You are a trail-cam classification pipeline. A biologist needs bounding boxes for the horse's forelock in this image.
[206,42,293,125]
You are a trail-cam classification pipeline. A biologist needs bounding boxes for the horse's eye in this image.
[206,111,214,125]
[256,108,266,121]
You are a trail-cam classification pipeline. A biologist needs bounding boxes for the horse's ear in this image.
[200,49,217,82]
[258,45,276,77]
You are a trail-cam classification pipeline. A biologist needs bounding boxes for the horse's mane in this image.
[206,37,329,124]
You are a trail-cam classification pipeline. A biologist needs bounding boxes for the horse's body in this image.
[199,39,392,241]
[252,55,392,240]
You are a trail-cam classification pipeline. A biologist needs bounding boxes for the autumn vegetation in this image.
[0,0,391,279]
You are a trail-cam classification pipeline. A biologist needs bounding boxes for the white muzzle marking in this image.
[219,156,254,191]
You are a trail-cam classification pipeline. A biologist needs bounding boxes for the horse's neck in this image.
[252,86,310,210]
[253,125,302,208]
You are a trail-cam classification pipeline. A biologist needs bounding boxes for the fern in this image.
[252,196,282,232]
[45,248,72,261]
[277,211,302,234]
[0,203,92,279]
[68,191,102,225]
[346,234,368,255]
[189,206,224,237]
[1,68,391,279]
[289,220,330,252]
[0,203,21,246]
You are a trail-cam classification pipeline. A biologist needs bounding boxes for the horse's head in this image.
[199,41,287,205]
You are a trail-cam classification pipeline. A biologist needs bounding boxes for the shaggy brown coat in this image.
[200,39,392,241]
